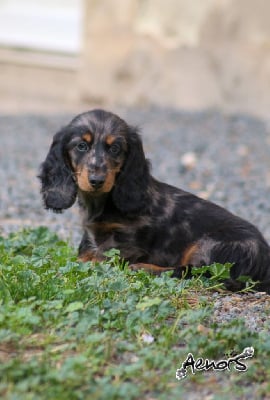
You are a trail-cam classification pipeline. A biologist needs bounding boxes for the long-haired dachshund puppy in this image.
[39,109,270,293]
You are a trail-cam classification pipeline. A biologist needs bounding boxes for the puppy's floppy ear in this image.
[38,128,77,212]
[112,126,150,214]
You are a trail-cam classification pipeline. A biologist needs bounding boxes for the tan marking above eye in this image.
[105,135,116,146]
[82,133,92,143]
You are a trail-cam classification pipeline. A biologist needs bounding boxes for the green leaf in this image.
[0,279,12,303]
[12,255,27,266]
[65,302,84,313]
[108,279,129,292]
[209,262,232,280]
[136,296,162,310]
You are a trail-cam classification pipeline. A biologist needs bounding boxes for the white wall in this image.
[0,0,82,53]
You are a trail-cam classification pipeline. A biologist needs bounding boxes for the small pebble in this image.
[180,152,197,170]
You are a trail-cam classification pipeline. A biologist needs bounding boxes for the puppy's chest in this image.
[87,219,151,260]
[90,221,130,244]
[88,222,141,260]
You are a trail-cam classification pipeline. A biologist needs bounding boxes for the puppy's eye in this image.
[76,141,89,152]
[109,143,121,155]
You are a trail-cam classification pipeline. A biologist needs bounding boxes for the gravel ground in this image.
[2,107,270,242]
[1,107,270,346]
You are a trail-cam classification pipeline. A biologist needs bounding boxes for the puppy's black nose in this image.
[89,175,105,189]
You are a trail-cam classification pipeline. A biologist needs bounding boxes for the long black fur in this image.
[112,127,151,214]
[39,109,270,293]
[39,129,77,212]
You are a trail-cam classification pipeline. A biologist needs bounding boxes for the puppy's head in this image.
[68,109,128,195]
[39,109,150,213]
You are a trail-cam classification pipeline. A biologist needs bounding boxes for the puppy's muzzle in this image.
[89,174,106,190]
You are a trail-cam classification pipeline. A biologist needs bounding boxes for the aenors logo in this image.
[176,347,254,380]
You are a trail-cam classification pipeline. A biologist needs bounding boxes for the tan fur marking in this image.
[129,263,175,275]
[75,166,121,193]
[181,243,199,266]
[102,167,121,192]
[76,166,93,192]
[94,222,125,231]
[105,135,116,146]
[82,133,92,143]
[79,251,103,263]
